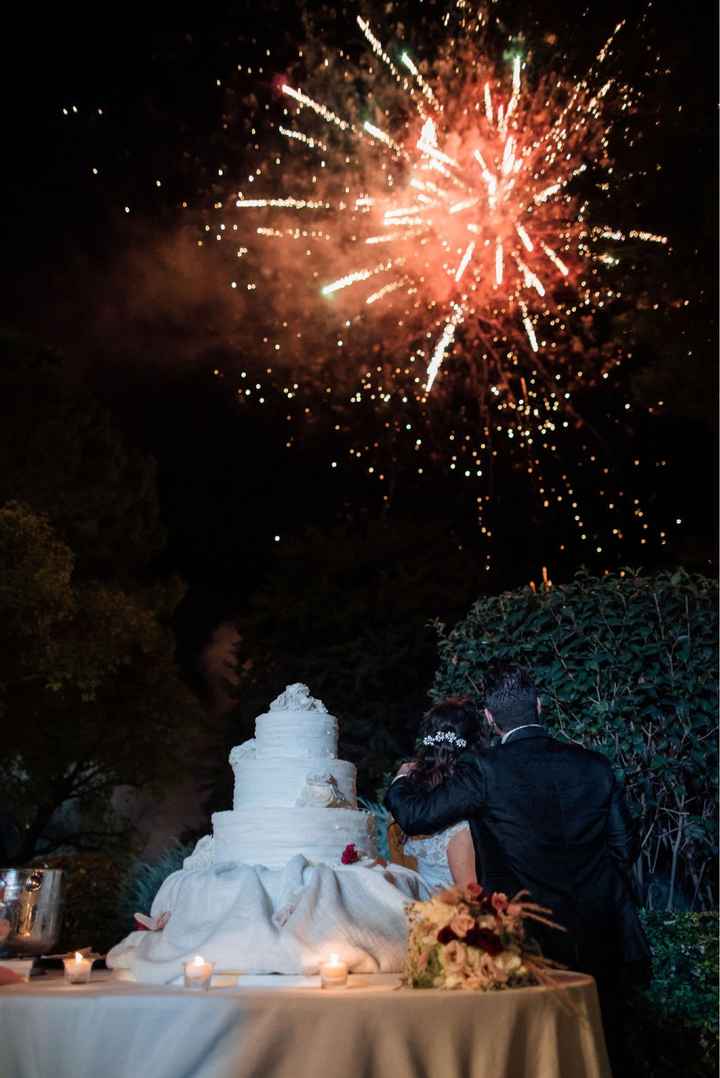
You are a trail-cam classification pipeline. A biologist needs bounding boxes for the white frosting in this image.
[212,807,377,869]
[254,711,338,758]
[216,684,376,869]
[231,753,356,809]
[183,835,214,871]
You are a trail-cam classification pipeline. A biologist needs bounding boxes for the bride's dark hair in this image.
[410,696,481,788]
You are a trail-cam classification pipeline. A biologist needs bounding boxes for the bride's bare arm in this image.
[447,828,477,888]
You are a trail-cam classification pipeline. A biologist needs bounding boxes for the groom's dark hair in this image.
[484,665,539,731]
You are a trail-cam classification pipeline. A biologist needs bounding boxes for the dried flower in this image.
[450,912,476,939]
[491,892,509,914]
[443,940,468,973]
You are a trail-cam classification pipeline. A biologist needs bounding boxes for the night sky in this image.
[2,0,717,669]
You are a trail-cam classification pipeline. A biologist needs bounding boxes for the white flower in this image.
[422,732,467,748]
[493,950,523,976]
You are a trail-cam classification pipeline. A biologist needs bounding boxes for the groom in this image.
[385,664,650,1073]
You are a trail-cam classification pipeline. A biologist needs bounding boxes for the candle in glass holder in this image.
[63,951,92,985]
[183,955,215,990]
[320,954,348,989]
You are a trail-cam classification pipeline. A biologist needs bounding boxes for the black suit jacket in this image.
[385,728,650,973]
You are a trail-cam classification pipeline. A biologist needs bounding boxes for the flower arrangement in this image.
[404,883,565,990]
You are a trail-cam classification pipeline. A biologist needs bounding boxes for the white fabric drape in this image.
[107,855,429,984]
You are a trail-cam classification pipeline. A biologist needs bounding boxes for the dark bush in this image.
[39,851,130,956]
[626,911,719,1078]
[116,842,194,936]
[433,569,718,910]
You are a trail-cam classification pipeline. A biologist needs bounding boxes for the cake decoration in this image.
[269,683,328,713]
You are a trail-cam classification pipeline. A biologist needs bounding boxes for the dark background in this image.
[1,0,716,698]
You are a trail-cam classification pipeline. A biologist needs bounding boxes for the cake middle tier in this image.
[232,754,357,809]
[212,806,377,869]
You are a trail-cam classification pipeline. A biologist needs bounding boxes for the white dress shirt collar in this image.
[500,723,544,745]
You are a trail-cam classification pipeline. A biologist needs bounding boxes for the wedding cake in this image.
[106,684,427,984]
[212,684,376,868]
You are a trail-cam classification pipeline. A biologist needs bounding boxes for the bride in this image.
[391,698,480,892]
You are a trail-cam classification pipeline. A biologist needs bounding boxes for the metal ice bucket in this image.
[0,868,64,956]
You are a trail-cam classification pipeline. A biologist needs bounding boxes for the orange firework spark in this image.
[228,9,662,409]
[206,3,670,560]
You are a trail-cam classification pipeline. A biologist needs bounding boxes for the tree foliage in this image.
[432,569,718,910]
[0,502,204,862]
[0,334,204,862]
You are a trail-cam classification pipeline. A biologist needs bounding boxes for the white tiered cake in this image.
[107,684,427,984]
[212,684,376,868]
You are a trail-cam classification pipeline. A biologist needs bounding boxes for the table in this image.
[0,970,610,1078]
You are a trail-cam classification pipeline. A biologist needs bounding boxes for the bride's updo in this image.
[410,696,480,788]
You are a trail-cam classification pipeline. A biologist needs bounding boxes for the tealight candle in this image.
[63,951,92,985]
[183,955,215,990]
[320,954,348,989]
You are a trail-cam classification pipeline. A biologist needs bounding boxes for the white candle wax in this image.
[320,954,348,989]
[183,954,215,989]
[63,951,92,985]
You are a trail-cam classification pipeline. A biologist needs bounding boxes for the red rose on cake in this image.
[341,843,360,864]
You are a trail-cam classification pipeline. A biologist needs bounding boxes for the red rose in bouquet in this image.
[465,927,504,956]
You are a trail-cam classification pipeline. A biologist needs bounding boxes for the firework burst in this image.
[205,3,669,561]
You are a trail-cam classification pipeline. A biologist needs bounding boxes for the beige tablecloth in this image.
[0,970,610,1078]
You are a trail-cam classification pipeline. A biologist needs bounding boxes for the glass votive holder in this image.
[183,955,215,990]
[320,954,348,989]
[63,952,93,985]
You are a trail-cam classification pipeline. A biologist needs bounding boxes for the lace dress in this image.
[403,821,471,892]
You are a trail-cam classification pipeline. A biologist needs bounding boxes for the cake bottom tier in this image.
[106,853,429,983]
[212,806,377,869]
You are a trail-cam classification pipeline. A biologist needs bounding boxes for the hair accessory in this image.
[422,732,467,749]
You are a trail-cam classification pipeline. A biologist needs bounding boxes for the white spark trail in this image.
[279,126,327,152]
[520,301,538,352]
[364,121,405,154]
[454,241,476,282]
[321,258,402,296]
[425,305,464,391]
[282,85,350,132]
[515,224,534,251]
[541,243,570,275]
[401,51,441,109]
[236,197,325,209]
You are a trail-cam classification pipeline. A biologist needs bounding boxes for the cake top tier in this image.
[269,683,328,714]
[254,684,338,759]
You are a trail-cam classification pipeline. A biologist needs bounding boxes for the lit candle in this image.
[183,954,215,990]
[320,953,348,989]
[63,951,92,985]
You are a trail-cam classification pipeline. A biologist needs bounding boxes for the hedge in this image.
[432,569,718,910]
[627,911,719,1078]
